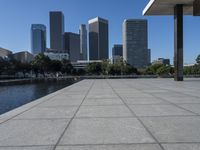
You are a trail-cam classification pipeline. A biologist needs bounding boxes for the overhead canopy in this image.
[143,0,195,15]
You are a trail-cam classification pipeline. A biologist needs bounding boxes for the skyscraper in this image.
[50,11,64,51]
[88,17,109,60]
[79,24,88,60]
[31,24,46,55]
[112,44,123,64]
[112,44,123,57]
[64,32,80,62]
[123,19,150,68]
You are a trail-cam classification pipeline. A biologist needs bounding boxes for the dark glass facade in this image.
[31,24,46,55]
[89,17,109,60]
[64,32,80,62]
[79,24,88,60]
[50,11,64,51]
[112,44,123,56]
[123,19,150,68]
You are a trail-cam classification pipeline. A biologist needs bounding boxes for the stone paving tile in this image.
[56,144,162,150]
[129,104,194,117]
[14,106,78,119]
[76,105,133,118]
[59,118,155,145]
[0,119,69,146]
[178,104,200,115]
[123,97,167,105]
[141,116,200,143]
[0,146,52,150]
[82,98,123,106]
[162,144,200,150]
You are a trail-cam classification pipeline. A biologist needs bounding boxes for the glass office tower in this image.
[64,32,80,62]
[123,19,150,68]
[89,17,109,60]
[50,11,65,51]
[31,24,46,55]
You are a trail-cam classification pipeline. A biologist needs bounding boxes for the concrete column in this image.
[174,5,183,81]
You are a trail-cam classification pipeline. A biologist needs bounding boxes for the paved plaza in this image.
[0,79,200,150]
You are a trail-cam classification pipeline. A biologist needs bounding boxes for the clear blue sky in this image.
[0,0,200,64]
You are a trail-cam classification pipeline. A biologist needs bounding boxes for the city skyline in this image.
[0,0,200,63]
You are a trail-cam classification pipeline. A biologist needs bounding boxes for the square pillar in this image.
[174,5,183,81]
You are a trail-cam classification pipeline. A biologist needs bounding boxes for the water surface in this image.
[0,79,76,115]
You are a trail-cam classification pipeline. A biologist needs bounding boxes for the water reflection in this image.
[0,79,75,115]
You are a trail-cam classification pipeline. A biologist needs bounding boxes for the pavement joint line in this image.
[125,103,200,105]
[105,79,166,150]
[52,80,95,150]
[57,143,159,146]
[124,81,200,117]
[37,105,81,108]
[73,115,199,119]
[1,141,200,148]
[57,141,200,146]
[12,118,74,120]
[138,115,200,118]
[0,145,54,148]
[74,116,137,119]
[81,104,125,106]
[160,142,200,144]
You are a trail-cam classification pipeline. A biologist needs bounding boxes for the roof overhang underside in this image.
[143,0,195,15]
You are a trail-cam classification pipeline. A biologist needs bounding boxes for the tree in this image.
[0,58,9,75]
[156,65,171,75]
[101,60,110,75]
[145,64,163,75]
[18,63,31,78]
[196,54,200,65]
[108,64,121,75]
[86,62,102,75]
[50,60,62,74]
[124,64,138,75]
[192,65,200,74]
[145,64,173,76]
[184,66,192,75]
[61,59,73,75]
[76,68,86,76]
[31,54,51,77]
